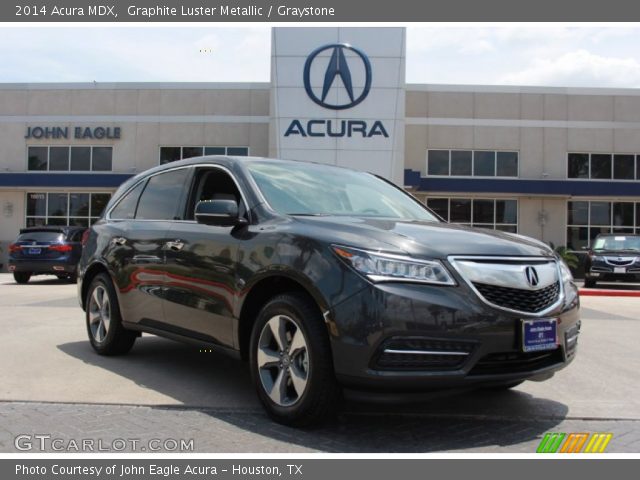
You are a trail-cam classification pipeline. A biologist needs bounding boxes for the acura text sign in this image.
[284,43,389,139]
[270,27,406,183]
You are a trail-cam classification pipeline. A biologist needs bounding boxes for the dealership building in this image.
[1,26,640,269]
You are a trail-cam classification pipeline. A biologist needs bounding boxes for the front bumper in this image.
[328,280,580,392]
[586,268,640,282]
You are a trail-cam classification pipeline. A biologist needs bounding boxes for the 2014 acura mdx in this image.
[78,156,581,426]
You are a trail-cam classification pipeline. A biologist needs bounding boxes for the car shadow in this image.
[1,276,73,286]
[58,337,568,453]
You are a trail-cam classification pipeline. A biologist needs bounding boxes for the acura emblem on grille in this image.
[525,266,540,287]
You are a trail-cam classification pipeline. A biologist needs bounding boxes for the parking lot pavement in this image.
[1,273,639,453]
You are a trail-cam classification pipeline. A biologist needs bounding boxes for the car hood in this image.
[592,250,640,257]
[292,216,553,259]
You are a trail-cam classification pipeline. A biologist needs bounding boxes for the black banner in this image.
[3,459,640,480]
[4,0,640,22]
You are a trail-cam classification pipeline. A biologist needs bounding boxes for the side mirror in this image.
[195,200,247,227]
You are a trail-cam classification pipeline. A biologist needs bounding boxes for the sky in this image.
[2,26,640,87]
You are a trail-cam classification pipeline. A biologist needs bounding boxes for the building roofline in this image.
[1,81,639,96]
[0,82,271,91]
[406,83,640,96]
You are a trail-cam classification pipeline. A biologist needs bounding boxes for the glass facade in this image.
[159,146,249,164]
[25,192,112,227]
[568,153,640,180]
[567,201,640,250]
[426,197,518,232]
[427,150,518,178]
[27,146,113,171]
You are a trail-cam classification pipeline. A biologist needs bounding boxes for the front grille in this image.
[605,257,636,266]
[472,281,560,313]
[374,337,475,371]
[469,350,563,376]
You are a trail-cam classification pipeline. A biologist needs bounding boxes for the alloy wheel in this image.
[88,285,111,343]
[256,314,310,407]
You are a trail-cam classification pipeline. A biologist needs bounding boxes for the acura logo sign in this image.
[303,43,372,110]
[525,266,540,287]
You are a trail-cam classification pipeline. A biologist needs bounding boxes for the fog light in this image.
[53,266,65,271]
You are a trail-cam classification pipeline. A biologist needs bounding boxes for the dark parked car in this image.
[78,156,581,426]
[9,226,85,284]
[584,233,640,288]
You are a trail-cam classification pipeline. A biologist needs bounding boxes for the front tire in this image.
[249,293,341,427]
[13,272,31,284]
[86,273,137,356]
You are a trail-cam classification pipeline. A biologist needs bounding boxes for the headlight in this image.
[332,245,456,285]
[559,260,574,283]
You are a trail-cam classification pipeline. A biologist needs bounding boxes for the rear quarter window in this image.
[110,181,146,220]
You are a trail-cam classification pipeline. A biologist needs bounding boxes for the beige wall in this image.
[405,87,640,247]
[404,87,640,180]
[0,85,270,175]
[2,84,640,254]
[0,191,25,269]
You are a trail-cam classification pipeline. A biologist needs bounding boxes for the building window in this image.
[159,146,249,165]
[27,146,113,171]
[426,197,518,232]
[567,201,640,250]
[25,192,112,227]
[568,153,640,180]
[427,150,518,178]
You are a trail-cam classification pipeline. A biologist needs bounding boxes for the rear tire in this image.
[584,278,597,288]
[249,293,341,427]
[13,272,31,284]
[86,273,137,356]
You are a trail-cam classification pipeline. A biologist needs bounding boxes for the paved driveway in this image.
[0,273,639,452]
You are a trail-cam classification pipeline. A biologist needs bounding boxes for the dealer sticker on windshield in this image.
[522,318,558,352]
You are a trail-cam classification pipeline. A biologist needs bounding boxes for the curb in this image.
[579,289,640,297]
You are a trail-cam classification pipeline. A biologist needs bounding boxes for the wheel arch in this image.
[80,261,114,311]
[237,273,329,361]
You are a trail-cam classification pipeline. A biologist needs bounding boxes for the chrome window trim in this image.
[106,163,252,224]
[447,255,565,318]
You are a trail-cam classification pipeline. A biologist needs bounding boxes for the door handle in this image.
[132,255,162,264]
[165,240,185,251]
[112,237,127,246]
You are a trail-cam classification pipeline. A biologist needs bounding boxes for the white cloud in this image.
[0,27,271,82]
[499,49,640,87]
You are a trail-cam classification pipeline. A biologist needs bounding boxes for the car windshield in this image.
[593,236,640,251]
[246,161,439,221]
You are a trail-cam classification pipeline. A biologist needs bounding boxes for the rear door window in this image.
[136,168,190,220]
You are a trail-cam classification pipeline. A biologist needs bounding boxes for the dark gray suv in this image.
[78,156,581,426]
